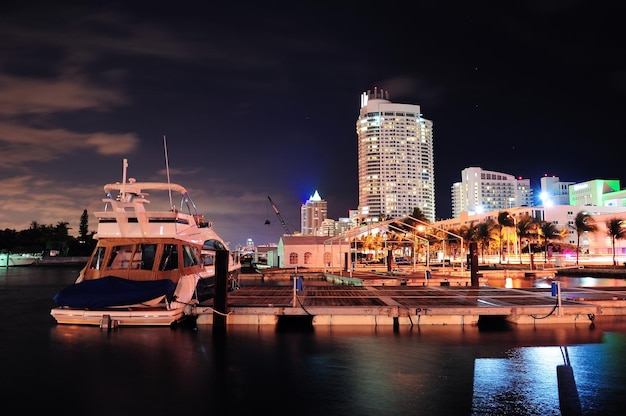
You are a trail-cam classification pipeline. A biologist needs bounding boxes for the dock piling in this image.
[213,249,229,333]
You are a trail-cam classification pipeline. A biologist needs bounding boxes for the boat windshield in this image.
[87,242,199,274]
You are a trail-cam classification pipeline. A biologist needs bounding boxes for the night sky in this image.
[0,2,624,248]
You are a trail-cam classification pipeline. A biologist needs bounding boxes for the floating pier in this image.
[195,273,626,327]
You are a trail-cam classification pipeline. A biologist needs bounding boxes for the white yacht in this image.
[50,159,240,327]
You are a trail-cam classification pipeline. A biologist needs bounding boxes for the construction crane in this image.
[266,196,293,235]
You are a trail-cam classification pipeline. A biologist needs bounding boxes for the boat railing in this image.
[179,192,206,224]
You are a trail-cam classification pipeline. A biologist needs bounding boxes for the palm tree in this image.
[474,219,496,263]
[497,211,515,263]
[457,222,477,258]
[408,207,428,223]
[570,211,597,265]
[517,215,537,267]
[361,233,378,263]
[606,218,626,267]
[537,221,566,263]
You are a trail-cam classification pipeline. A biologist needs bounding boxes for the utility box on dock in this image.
[295,276,304,292]
[551,281,559,296]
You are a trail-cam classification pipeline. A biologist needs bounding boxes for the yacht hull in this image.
[50,305,191,327]
[1,252,42,266]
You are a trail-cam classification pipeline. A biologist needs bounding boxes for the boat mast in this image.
[120,158,128,201]
[163,134,174,210]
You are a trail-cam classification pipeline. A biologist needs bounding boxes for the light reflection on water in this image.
[480,274,624,289]
[242,271,624,291]
[474,347,566,416]
[2,267,626,416]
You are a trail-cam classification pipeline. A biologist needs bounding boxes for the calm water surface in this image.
[1,267,625,416]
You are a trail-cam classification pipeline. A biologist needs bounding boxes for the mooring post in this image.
[213,249,229,333]
[292,274,297,307]
[469,242,479,287]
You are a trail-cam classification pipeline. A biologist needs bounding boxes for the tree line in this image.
[0,209,96,257]
[358,208,626,267]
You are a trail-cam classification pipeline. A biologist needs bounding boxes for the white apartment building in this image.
[539,175,574,206]
[300,190,328,235]
[451,167,533,218]
[356,87,435,223]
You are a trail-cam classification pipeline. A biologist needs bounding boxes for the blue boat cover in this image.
[52,276,176,308]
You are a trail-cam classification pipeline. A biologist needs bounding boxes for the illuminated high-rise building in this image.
[451,167,534,217]
[300,190,328,235]
[356,88,435,223]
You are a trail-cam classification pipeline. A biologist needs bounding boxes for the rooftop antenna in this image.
[163,134,174,210]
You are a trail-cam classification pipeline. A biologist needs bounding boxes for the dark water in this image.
[2,267,626,416]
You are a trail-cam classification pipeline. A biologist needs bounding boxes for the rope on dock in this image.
[529,299,559,320]
[295,293,314,316]
[194,305,230,317]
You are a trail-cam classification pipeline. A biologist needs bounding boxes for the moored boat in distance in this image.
[0,252,43,267]
[50,158,240,327]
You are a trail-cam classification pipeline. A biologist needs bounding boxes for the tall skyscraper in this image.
[356,88,435,223]
[300,190,328,235]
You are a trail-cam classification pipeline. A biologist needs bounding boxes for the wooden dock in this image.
[194,273,626,326]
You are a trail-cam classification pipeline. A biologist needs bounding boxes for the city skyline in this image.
[0,2,624,248]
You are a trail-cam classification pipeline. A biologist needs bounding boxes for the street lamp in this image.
[383,233,387,266]
[353,236,357,275]
[346,236,357,278]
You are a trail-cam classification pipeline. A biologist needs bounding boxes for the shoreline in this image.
[30,256,89,267]
[554,267,626,278]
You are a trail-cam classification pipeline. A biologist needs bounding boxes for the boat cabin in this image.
[82,238,205,283]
